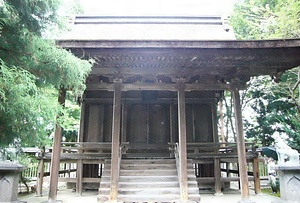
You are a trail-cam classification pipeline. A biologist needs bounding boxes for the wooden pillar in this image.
[177,79,188,201]
[48,88,66,202]
[109,80,122,201]
[253,158,261,194]
[211,102,219,143]
[36,156,44,196]
[232,85,254,203]
[214,158,223,196]
[76,99,85,196]
[121,103,127,143]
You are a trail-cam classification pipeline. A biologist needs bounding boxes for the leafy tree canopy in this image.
[230,0,300,151]
[0,0,92,147]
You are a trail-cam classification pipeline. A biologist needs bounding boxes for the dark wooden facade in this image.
[41,16,300,202]
[83,90,217,145]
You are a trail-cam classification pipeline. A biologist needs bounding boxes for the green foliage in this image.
[0,62,58,147]
[244,73,299,148]
[0,0,92,148]
[230,0,300,151]
[230,0,300,39]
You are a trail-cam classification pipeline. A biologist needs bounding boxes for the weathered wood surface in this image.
[232,85,251,201]
[177,80,188,201]
[48,88,66,201]
[109,80,122,201]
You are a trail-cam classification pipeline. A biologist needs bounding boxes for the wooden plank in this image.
[177,79,188,201]
[232,84,251,201]
[99,105,105,142]
[87,105,101,141]
[109,80,122,201]
[253,158,261,194]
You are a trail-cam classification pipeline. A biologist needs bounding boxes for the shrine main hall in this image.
[39,14,300,203]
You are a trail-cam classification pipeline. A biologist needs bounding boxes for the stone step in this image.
[120,163,177,169]
[99,182,198,189]
[119,169,178,176]
[99,187,199,195]
[121,159,176,164]
[98,193,200,203]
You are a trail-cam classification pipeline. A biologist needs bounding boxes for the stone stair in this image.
[98,158,201,202]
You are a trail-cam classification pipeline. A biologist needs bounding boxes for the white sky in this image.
[78,0,236,16]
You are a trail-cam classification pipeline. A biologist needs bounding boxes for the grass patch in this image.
[261,188,280,198]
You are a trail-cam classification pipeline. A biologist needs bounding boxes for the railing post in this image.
[177,79,188,201]
[36,149,45,196]
[109,80,122,201]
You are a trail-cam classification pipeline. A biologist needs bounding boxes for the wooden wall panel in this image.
[194,104,213,142]
[127,104,147,143]
[149,104,170,144]
[185,105,194,143]
[103,104,113,142]
[184,103,213,143]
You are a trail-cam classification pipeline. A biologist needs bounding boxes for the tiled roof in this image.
[58,15,235,40]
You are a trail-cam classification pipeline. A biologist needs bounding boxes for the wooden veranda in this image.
[39,16,300,203]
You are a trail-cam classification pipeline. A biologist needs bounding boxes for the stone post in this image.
[0,161,26,203]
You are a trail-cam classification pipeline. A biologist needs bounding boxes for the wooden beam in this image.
[86,83,231,91]
[177,79,188,201]
[57,39,300,49]
[109,80,122,201]
[232,85,253,203]
[83,97,217,104]
[48,88,66,202]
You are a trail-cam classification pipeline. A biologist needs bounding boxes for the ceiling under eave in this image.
[57,39,300,89]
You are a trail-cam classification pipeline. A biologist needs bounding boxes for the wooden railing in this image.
[38,142,113,161]
[186,142,257,159]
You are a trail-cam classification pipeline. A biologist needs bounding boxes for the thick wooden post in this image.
[214,158,223,196]
[76,99,85,196]
[177,79,188,201]
[253,158,261,194]
[36,156,44,196]
[109,80,122,201]
[48,88,66,202]
[232,85,254,203]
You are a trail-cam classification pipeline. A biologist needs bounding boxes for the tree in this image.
[0,0,92,147]
[230,0,300,151]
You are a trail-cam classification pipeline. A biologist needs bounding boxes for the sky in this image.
[78,0,237,16]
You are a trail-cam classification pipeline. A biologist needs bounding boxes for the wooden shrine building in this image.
[40,15,300,203]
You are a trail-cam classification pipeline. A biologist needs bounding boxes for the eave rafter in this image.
[57,39,300,91]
